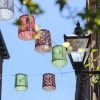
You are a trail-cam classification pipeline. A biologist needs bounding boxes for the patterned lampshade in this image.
[35,29,52,52]
[0,0,14,20]
[15,73,28,91]
[18,14,35,40]
[42,73,56,91]
[52,45,67,67]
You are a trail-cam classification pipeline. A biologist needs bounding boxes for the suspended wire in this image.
[51,39,58,45]
[14,4,24,14]
[12,2,73,80]
[1,71,75,77]
[33,39,57,64]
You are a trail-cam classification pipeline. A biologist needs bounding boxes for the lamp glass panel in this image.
[67,38,89,62]
[71,52,84,62]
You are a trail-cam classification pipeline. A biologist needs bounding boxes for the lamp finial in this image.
[73,21,85,36]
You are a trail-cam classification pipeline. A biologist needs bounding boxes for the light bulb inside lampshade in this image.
[34,24,41,32]
[78,48,85,53]
[34,32,40,40]
[78,48,90,53]
[63,42,70,48]
[34,25,41,40]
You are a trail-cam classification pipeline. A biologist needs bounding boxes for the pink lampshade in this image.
[42,73,56,91]
[18,14,35,40]
[35,29,52,52]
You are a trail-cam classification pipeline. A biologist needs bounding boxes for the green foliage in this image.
[84,58,100,84]
[19,0,43,15]
[96,66,100,71]
[92,67,100,84]
[77,6,100,33]
[84,57,97,68]
[28,4,43,14]
[56,0,67,11]
[14,19,22,27]
[92,75,100,84]
[91,49,98,53]
[17,0,100,35]
[14,0,44,26]
[84,63,91,68]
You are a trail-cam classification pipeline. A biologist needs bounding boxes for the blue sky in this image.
[0,0,86,100]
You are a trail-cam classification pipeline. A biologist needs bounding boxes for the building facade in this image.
[0,30,10,100]
[75,0,100,100]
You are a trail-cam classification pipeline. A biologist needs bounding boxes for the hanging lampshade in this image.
[0,0,14,20]
[35,29,52,52]
[18,14,35,40]
[52,45,67,67]
[15,73,28,91]
[42,73,56,91]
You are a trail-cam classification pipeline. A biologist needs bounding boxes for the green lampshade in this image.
[15,73,28,91]
[52,45,67,67]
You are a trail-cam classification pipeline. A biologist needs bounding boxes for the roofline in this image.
[0,30,10,59]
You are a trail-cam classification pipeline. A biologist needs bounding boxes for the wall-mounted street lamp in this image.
[64,21,100,75]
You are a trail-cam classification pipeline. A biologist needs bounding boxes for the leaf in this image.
[77,13,86,20]
[84,63,91,68]
[92,58,97,62]
[77,6,100,33]
[26,1,35,7]
[34,8,44,15]
[96,66,100,71]
[56,0,67,11]
[28,4,43,14]
[91,49,98,53]
[92,77,98,84]
[14,19,22,26]
[92,75,100,84]
[28,6,35,14]
[94,15,100,25]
